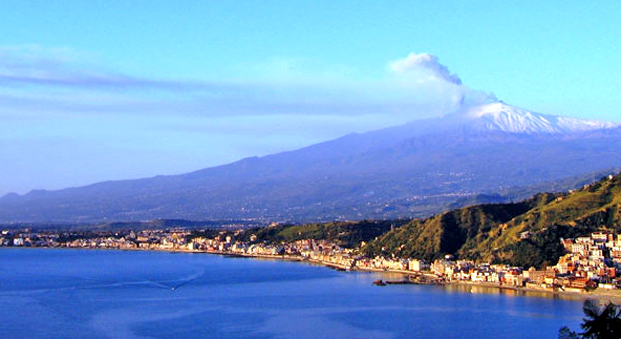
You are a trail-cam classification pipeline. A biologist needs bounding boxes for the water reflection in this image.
[441,283,586,301]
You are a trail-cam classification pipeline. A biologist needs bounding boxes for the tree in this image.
[580,299,621,339]
[559,300,621,339]
[558,326,579,339]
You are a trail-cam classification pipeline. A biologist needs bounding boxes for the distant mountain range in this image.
[1,101,621,223]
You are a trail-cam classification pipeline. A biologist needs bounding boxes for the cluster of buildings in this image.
[3,227,621,293]
[0,229,195,251]
[555,231,621,289]
[190,234,287,255]
[1,230,60,247]
[425,231,621,292]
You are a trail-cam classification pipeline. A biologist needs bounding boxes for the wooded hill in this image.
[362,174,621,268]
[238,220,409,249]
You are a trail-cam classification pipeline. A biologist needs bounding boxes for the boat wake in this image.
[0,269,206,295]
[141,269,205,292]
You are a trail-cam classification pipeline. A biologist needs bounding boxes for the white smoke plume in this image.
[389,52,499,110]
[389,53,462,85]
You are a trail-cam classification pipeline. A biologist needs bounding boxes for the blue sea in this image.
[0,248,584,338]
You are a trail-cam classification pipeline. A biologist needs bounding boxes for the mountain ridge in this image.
[2,102,621,223]
[455,101,618,134]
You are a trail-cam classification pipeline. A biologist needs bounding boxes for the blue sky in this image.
[1,1,621,195]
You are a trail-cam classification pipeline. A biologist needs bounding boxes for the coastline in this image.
[5,246,621,303]
[442,280,621,303]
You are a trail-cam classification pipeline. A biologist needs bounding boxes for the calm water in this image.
[0,248,584,338]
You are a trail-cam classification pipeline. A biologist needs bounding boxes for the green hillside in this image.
[363,174,621,268]
[239,220,409,248]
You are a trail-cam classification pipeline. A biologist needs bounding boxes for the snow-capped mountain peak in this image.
[457,101,618,134]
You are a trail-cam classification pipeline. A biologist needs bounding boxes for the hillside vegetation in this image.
[238,220,409,248]
[363,174,621,268]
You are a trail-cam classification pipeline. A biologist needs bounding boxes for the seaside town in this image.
[2,227,621,295]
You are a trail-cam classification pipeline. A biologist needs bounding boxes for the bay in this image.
[0,248,583,338]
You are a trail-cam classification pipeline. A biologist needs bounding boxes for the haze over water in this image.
[0,249,583,338]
